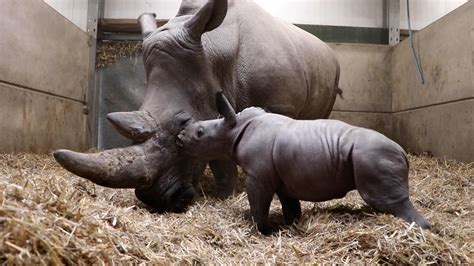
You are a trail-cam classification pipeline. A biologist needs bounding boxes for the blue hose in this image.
[407,0,425,84]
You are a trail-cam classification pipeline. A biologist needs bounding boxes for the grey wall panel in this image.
[98,56,146,149]
[392,100,473,163]
[390,1,474,162]
[0,83,86,153]
[391,2,474,112]
[329,43,392,113]
[0,0,89,101]
[329,111,392,139]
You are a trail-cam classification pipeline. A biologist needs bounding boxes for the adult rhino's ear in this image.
[176,0,205,16]
[184,0,227,40]
[215,92,236,127]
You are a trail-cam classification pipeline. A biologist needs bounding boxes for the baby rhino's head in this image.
[177,92,238,160]
[177,92,266,160]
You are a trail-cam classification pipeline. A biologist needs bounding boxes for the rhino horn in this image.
[138,13,157,37]
[53,145,153,189]
[107,111,157,142]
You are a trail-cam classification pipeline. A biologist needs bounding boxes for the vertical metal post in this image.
[85,0,103,148]
[386,0,400,45]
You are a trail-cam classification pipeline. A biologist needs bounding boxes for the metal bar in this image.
[99,32,143,41]
[99,18,168,33]
[85,0,102,148]
[386,0,400,45]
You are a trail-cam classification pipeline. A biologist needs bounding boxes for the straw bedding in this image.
[96,41,142,68]
[0,153,472,264]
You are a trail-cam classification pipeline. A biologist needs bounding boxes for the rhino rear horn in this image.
[53,146,153,189]
[107,111,157,142]
[215,92,236,126]
[184,0,227,39]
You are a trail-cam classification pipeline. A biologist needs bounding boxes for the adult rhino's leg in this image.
[277,193,301,225]
[209,160,238,198]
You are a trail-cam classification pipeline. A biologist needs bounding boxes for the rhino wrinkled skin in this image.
[53,0,340,212]
[178,93,430,234]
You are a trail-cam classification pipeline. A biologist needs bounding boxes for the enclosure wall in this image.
[0,0,90,153]
[329,43,393,138]
[391,1,474,162]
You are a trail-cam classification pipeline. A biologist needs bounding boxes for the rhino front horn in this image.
[53,146,153,189]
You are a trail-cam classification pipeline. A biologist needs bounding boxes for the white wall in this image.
[44,0,468,32]
[399,0,467,29]
[104,0,181,20]
[255,0,385,27]
[255,0,468,30]
[44,0,88,31]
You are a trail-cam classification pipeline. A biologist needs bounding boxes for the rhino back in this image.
[202,1,339,119]
[272,120,357,201]
[231,113,291,178]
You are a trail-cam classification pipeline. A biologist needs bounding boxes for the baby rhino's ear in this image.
[215,92,236,127]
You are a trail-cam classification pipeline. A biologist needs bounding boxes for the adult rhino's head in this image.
[54,0,228,213]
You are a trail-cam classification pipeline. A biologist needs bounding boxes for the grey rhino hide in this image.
[177,93,430,234]
[53,0,341,213]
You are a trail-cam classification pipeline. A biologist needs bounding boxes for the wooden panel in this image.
[0,83,86,153]
[0,0,89,102]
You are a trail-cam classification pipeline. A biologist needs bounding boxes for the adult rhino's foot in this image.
[209,160,238,199]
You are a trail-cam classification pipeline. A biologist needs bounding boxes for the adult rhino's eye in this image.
[197,127,204,138]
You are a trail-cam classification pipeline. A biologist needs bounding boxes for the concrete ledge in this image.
[329,43,392,113]
[0,83,86,153]
[330,111,392,139]
[0,0,89,102]
[392,99,473,163]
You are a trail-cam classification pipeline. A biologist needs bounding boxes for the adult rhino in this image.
[54,0,341,213]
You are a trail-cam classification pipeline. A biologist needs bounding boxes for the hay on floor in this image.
[0,153,472,264]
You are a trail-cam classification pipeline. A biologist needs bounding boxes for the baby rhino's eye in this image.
[197,127,204,138]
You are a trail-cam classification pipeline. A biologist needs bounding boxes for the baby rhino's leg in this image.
[353,148,430,229]
[245,174,275,235]
[277,193,301,225]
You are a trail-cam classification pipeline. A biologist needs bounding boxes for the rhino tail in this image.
[337,87,344,99]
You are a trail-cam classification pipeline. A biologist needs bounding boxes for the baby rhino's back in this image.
[272,119,361,202]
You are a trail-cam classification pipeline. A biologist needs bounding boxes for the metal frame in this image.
[385,0,401,46]
[85,0,104,148]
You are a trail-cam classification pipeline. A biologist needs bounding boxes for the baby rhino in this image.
[177,92,430,234]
